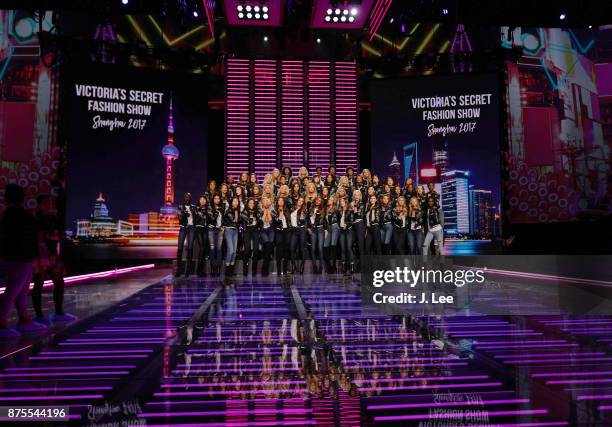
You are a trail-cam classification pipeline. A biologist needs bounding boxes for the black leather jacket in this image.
[177,204,196,227]
[223,208,241,228]
[425,206,444,229]
[308,208,325,228]
[207,205,225,229]
[391,210,408,229]
[194,205,208,227]
[241,209,261,230]
[338,210,354,230]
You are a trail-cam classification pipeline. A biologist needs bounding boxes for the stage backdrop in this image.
[64,63,208,259]
[371,73,501,255]
[502,27,612,223]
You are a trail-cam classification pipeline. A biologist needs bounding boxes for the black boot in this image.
[252,259,258,276]
[300,261,305,274]
[175,260,183,277]
[344,261,351,276]
[283,259,289,275]
[276,260,283,276]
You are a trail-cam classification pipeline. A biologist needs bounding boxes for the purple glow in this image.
[0,386,112,393]
[358,382,503,392]
[0,395,104,401]
[374,409,548,421]
[0,264,156,294]
[368,398,529,410]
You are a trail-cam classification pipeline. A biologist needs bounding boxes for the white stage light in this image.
[327,8,332,15]
[237,5,243,11]
[263,13,268,19]
[255,13,260,19]
[333,16,339,22]
[325,16,331,22]
[121,0,129,4]
[341,16,346,22]
[239,12,244,18]
[247,12,252,18]
[254,6,260,12]
[348,16,355,22]
[246,5,252,11]
[350,8,357,15]
[335,9,341,15]
[343,9,348,15]
[263,6,268,13]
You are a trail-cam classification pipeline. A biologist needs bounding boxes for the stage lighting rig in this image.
[311,0,374,29]
[224,0,282,26]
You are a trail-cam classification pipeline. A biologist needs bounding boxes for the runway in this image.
[0,272,611,426]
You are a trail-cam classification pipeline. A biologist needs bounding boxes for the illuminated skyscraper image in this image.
[160,96,179,220]
[441,170,470,235]
[388,152,401,185]
[432,141,449,175]
[402,142,418,184]
[469,189,495,238]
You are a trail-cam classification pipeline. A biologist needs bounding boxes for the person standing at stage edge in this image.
[0,184,48,337]
[176,192,196,277]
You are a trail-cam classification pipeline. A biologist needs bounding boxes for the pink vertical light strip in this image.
[254,59,278,179]
[307,61,332,171]
[225,58,251,178]
[368,0,393,42]
[280,60,305,171]
[334,61,358,173]
[202,0,215,39]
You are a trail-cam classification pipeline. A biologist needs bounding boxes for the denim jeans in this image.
[260,227,275,244]
[407,229,424,255]
[423,229,444,255]
[381,223,393,245]
[224,227,238,264]
[324,223,340,247]
[177,226,195,261]
[291,227,308,261]
[310,227,325,269]
[339,229,353,261]
[365,225,382,254]
[208,228,223,262]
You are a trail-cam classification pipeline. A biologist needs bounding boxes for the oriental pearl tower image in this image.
[159,95,180,221]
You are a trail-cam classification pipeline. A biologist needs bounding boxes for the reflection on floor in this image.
[0,273,611,426]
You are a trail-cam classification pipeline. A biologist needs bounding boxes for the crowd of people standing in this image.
[175,165,444,277]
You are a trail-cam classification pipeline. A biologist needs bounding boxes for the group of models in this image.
[175,165,444,277]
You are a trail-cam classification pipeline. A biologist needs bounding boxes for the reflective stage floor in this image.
[0,271,611,426]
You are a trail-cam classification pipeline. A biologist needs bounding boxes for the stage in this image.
[1,269,610,426]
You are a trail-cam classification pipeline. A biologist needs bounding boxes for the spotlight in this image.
[246,5,251,11]
[327,8,332,14]
[263,13,268,19]
[350,8,357,16]
[237,5,243,11]
[247,12,252,18]
[442,8,449,15]
[335,8,341,15]
[343,9,349,15]
[255,13,260,19]
[333,16,339,22]
[254,6,260,12]
[348,16,355,22]
[262,6,268,13]
[325,16,331,22]
[341,16,346,22]
[121,0,128,4]
[589,25,593,29]
[316,37,321,43]
[239,12,244,18]
[389,17,394,23]
[264,36,268,42]
[193,11,198,17]
[559,13,566,20]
